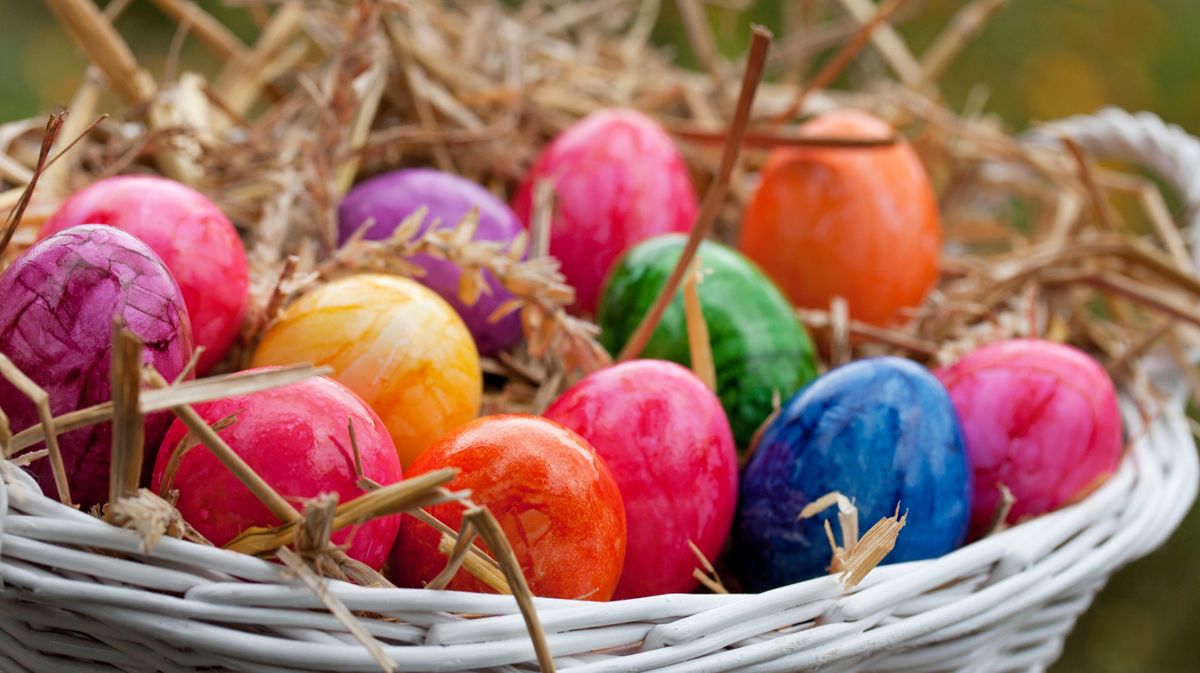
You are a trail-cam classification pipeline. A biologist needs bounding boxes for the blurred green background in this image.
[3,1,1198,671]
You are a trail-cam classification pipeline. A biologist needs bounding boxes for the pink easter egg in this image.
[937,339,1123,537]
[545,360,738,598]
[152,371,403,569]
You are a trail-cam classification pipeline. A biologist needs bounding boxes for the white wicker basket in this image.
[1,109,1198,673]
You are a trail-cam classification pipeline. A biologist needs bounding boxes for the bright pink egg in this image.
[544,360,738,598]
[512,109,698,314]
[937,339,1123,537]
[41,175,249,374]
[151,371,403,568]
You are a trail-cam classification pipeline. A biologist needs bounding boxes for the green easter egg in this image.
[598,234,818,447]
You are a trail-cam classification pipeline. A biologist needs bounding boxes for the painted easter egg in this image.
[736,357,971,591]
[0,225,193,507]
[598,234,818,447]
[739,110,940,326]
[390,415,626,600]
[512,108,698,314]
[544,360,737,598]
[937,339,1122,537]
[338,169,525,355]
[152,371,403,568]
[251,274,481,467]
[40,175,248,373]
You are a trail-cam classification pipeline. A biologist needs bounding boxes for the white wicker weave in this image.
[1,109,1197,673]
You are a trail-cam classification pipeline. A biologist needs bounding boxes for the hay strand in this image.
[683,256,717,391]
[0,354,71,505]
[466,506,556,673]
[618,25,771,362]
[107,319,145,503]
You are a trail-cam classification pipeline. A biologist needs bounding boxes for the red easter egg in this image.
[937,339,1123,537]
[544,360,738,598]
[152,371,403,568]
[41,175,250,374]
[512,109,697,314]
[739,110,940,326]
[389,415,626,600]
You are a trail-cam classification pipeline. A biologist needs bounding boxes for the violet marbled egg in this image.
[936,339,1122,538]
[0,225,193,507]
[735,357,971,591]
[338,169,524,355]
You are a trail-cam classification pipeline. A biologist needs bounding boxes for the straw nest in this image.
[2,0,1199,669]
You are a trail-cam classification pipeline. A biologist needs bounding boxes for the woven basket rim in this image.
[1,387,1195,672]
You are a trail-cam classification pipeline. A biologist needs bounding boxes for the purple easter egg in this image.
[337,169,524,355]
[0,225,193,507]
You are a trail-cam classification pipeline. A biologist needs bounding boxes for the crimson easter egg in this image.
[41,175,249,373]
[389,415,626,600]
[739,110,940,326]
[152,372,403,568]
[544,360,738,598]
[0,225,193,507]
[512,108,698,314]
[937,339,1123,537]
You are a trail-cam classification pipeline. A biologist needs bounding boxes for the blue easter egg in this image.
[735,356,971,591]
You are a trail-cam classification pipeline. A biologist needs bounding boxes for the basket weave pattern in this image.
[0,112,1197,673]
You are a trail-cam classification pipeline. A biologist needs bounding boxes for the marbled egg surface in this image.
[512,109,697,314]
[739,110,940,326]
[338,169,524,355]
[736,357,971,591]
[0,225,193,506]
[937,339,1123,537]
[152,372,403,569]
[598,234,817,447]
[252,274,481,467]
[41,176,247,373]
[390,414,626,600]
[544,360,738,598]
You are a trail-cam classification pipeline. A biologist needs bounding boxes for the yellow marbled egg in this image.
[252,274,482,466]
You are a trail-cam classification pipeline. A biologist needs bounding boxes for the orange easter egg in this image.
[739,110,941,326]
[389,414,626,601]
[252,274,481,466]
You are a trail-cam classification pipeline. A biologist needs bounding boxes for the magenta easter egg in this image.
[544,360,737,598]
[937,339,1122,537]
[512,109,698,314]
[338,169,524,355]
[40,176,249,374]
[0,225,193,507]
[152,371,403,568]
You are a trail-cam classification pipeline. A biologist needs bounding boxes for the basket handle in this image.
[1027,109,1200,398]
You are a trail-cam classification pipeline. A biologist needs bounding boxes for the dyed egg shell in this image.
[390,415,626,600]
[936,339,1122,537]
[544,360,737,598]
[40,175,248,374]
[512,108,698,314]
[739,110,940,326]
[152,372,402,568]
[598,234,818,446]
[251,274,481,467]
[338,169,525,355]
[736,357,971,591]
[0,225,193,507]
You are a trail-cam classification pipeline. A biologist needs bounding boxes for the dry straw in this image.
[1,1,1199,672]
